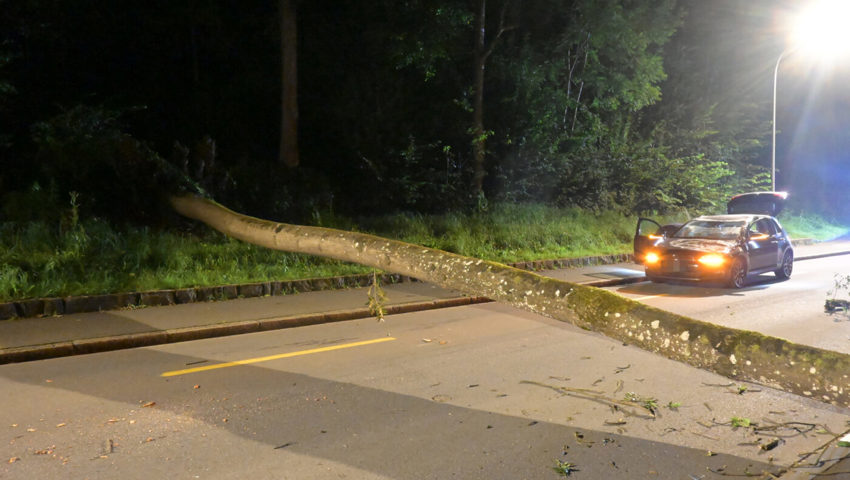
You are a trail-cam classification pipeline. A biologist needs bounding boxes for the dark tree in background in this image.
[280,0,299,168]
[2,0,839,226]
[470,0,513,200]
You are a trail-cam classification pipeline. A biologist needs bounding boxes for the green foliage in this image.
[778,212,849,241]
[643,0,776,194]
[358,203,659,263]
[0,39,14,119]
[0,202,846,302]
[730,416,752,428]
[553,459,578,476]
[485,0,682,210]
[389,1,473,82]
[367,271,388,322]
[0,0,799,220]
[624,392,659,414]
[29,105,170,223]
[0,217,371,302]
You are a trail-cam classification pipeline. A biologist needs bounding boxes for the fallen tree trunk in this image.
[171,194,850,408]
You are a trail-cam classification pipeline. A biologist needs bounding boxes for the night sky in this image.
[780,54,850,217]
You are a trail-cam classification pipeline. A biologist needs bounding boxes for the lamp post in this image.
[771,49,791,192]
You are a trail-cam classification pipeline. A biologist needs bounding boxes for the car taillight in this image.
[698,254,725,267]
[645,252,660,264]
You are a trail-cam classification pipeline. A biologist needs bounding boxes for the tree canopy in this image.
[4,0,834,225]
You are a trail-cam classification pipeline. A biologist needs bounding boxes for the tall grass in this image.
[778,212,849,241]
[0,204,845,302]
[0,219,370,301]
[359,204,690,263]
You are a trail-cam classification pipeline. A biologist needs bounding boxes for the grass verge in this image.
[0,204,845,302]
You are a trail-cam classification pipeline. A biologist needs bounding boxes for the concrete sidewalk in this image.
[1,239,849,365]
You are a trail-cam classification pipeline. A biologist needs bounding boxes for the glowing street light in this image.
[772,0,850,191]
[791,0,850,60]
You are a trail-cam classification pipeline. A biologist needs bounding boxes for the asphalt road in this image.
[3,246,850,479]
[606,253,850,354]
[3,299,850,479]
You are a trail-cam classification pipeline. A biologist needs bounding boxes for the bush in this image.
[30,105,173,224]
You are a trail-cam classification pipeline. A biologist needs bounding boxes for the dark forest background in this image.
[0,0,842,228]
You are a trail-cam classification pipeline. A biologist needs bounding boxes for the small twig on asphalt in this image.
[613,379,624,395]
[689,430,719,441]
[702,382,735,388]
[521,380,655,419]
[754,421,818,438]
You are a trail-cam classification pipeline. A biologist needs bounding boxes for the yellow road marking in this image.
[161,337,396,377]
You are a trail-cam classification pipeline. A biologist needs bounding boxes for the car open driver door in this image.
[634,217,663,264]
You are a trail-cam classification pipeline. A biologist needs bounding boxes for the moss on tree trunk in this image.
[171,194,850,408]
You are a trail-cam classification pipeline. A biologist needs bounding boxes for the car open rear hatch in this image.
[727,191,787,216]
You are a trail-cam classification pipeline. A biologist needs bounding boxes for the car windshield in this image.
[673,220,745,240]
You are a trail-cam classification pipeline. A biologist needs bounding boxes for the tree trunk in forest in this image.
[169,193,850,409]
[471,0,514,199]
[472,0,487,197]
[280,0,299,168]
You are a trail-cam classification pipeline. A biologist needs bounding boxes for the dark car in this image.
[633,192,794,288]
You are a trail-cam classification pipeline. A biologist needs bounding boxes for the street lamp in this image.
[771,50,790,192]
[772,0,850,191]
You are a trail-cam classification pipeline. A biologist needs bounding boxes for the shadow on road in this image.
[0,345,780,479]
[614,274,788,298]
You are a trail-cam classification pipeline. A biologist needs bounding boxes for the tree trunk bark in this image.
[169,193,850,409]
[471,0,487,197]
[170,194,579,324]
[280,0,299,168]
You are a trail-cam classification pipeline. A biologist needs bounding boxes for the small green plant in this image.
[367,271,387,322]
[826,274,850,313]
[624,392,659,414]
[730,416,751,428]
[553,459,578,476]
[737,385,748,395]
[666,401,682,409]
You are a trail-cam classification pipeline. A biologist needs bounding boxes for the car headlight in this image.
[645,252,660,264]
[698,253,726,267]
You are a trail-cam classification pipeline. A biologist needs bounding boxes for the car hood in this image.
[661,238,738,254]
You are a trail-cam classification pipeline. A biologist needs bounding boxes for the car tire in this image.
[775,250,793,279]
[727,258,747,289]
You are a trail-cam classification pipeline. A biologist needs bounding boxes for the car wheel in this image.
[727,259,746,289]
[775,250,793,279]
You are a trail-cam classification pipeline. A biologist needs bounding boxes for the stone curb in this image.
[0,272,415,322]
[0,240,831,323]
[0,254,633,322]
[0,296,493,365]
[797,251,850,261]
[0,239,843,365]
